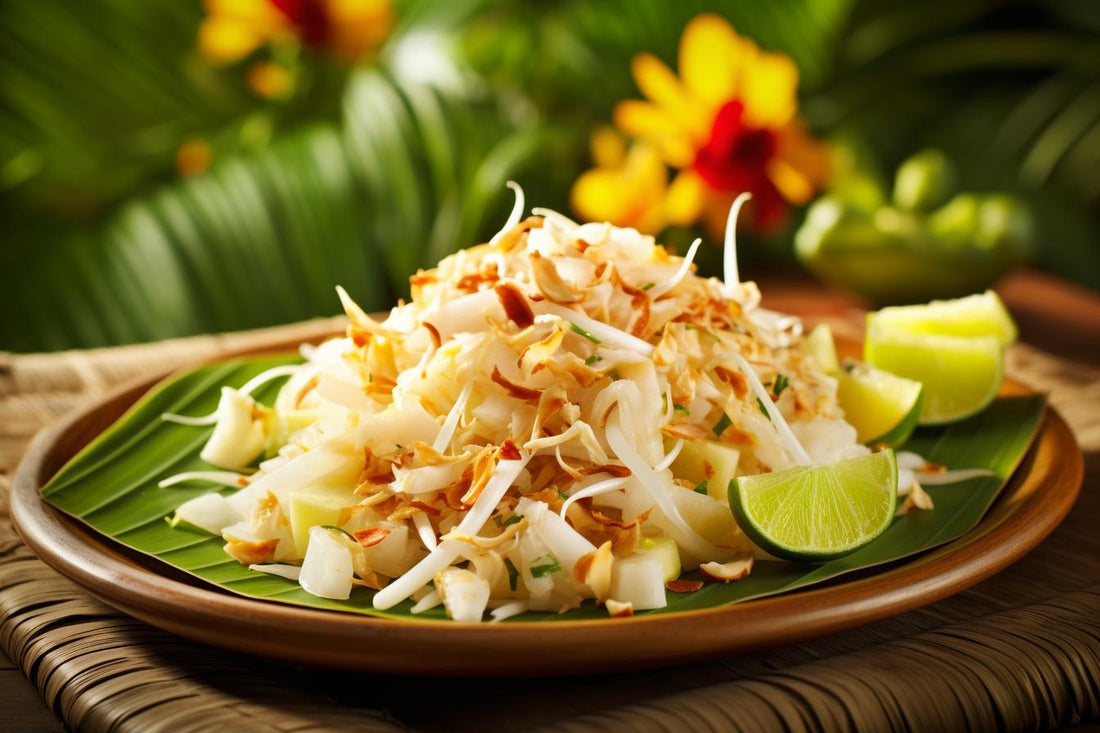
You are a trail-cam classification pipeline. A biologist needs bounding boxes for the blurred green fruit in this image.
[893,149,957,212]
[796,195,1031,307]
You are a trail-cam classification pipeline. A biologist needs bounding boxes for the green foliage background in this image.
[1,0,1096,351]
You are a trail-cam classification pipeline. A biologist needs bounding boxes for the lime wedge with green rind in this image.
[866,291,1017,347]
[729,451,897,562]
[865,329,1002,425]
[836,361,923,447]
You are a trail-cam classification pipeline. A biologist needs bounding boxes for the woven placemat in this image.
[1,315,1097,732]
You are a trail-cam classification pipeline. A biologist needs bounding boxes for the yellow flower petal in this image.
[205,0,286,30]
[679,15,749,119]
[591,126,626,169]
[571,144,668,234]
[198,17,263,64]
[665,170,705,226]
[740,49,799,129]
[613,100,696,168]
[631,54,710,143]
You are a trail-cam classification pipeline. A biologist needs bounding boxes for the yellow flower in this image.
[571,128,668,235]
[198,0,394,66]
[198,0,291,65]
[572,14,829,235]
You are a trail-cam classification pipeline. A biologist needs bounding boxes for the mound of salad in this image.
[162,188,883,622]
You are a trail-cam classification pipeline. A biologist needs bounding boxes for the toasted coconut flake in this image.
[443,516,528,549]
[351,574,386,591]
[519,324,566,374]
[224,538,279,565]
[491,215,543,253]
[700,555,754,583]
[718,425,756,447]
[591,506,650,531]
[491,366,541,401]
[661,421,712,442]
[337,503,372,526]
[573,540,614,601]
[495,282,535,328]
[543,353,605,388]
[581,464,631,478]
[387,504,425,522]
[713,365,748,399]
[530,251,584,303]
[498,439,522,461]
[353,527,391,549]
[896,481,935,516]
[398,441,471,467]
[410,500,442,517]
[531,386,568,439]
[461,446,498,505]
[666,579,705,593]
[605,599,634,617]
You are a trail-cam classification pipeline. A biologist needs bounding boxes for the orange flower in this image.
[572,14,829,235]
[199,0,394,66]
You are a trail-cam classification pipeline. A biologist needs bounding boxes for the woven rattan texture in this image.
[1,313,1097,732]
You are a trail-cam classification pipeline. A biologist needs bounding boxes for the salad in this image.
[161,187,929,622]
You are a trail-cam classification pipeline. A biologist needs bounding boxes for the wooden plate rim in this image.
[10,346,1084,676]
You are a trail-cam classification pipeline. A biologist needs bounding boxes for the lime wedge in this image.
[866,291,1017,347]
[800,323,840,375]
[729,451,897,562]
[836,361,923,446]
[865,329,1002,425]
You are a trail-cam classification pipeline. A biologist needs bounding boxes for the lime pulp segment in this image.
[866,290,1017,347]
[730,451,898,562]
[836,362,923,446]
[864,329,1002,425]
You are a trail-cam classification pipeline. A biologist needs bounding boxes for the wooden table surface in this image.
[0,269,1097,732]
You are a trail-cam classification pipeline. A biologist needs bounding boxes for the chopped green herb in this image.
[496,513,524,528]
[607,369,623,381]
[694,480,709,495]
[569,322,601,344]
[673,403,690,415]
[712,412,733,436]
[642,282,656,291]
[757,397,771,417]
[584,354,600,366]
[557,489,570,502]
[395,443,404,451]
[773,373,790,397]
[504,558,519,591]
[529,555,563,578]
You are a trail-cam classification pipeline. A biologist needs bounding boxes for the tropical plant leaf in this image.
[0,70,543,352]
[41,355,1046,622]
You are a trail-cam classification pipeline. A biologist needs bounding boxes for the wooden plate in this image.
[10,357,1083,676]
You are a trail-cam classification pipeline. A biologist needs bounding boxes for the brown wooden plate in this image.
[10,345,1084,676]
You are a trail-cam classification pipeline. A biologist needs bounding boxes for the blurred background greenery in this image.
[1,0,1097,351]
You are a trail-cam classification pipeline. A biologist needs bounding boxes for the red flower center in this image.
[269,0,330,46]
[693,101,785,228]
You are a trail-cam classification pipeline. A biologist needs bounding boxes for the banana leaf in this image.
[41,355,1046,622]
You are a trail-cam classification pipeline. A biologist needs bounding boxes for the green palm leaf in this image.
[0,71,542,352]
[40,355,1045,622]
